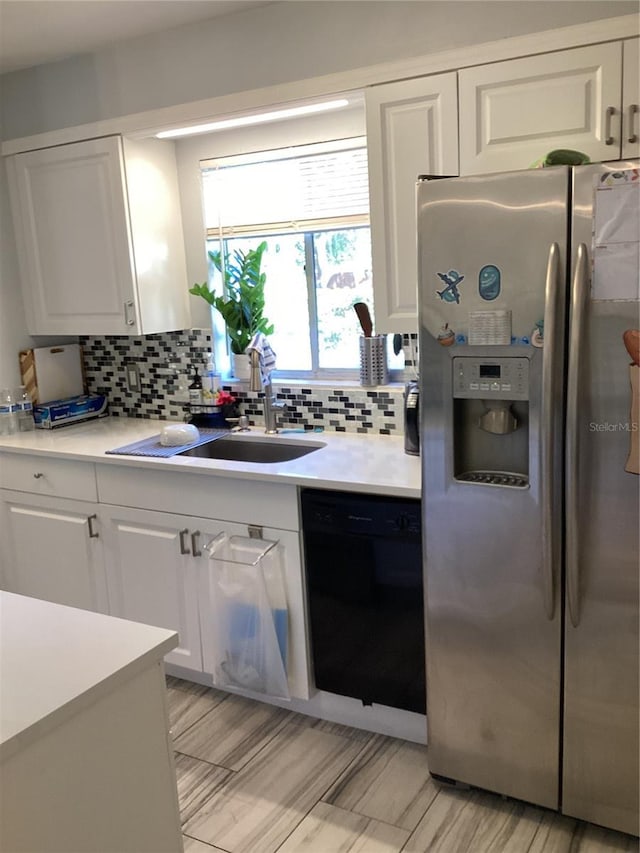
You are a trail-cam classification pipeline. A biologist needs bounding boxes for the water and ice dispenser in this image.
[452,356,530,487]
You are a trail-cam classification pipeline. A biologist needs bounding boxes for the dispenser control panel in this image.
[452,357,529,400]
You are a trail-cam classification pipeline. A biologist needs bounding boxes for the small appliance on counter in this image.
[403,379,420,456]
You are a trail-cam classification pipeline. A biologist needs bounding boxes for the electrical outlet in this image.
[126,363,141,392]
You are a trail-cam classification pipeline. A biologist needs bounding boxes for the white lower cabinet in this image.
[0,489,108,613]
[100,502,310,699]
[1,455,310,701]
[101,506,205,673]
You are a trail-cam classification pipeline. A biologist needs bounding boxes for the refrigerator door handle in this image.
[541,242,562,621]
[566,243,589,629]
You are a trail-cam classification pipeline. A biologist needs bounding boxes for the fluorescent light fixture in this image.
[156,99,350,139]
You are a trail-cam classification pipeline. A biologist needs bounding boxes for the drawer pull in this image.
[191,530,202,557]
[179,528,191,555]
[33,472,44,479]
[628,104,639,144]
[604,106,615,145]
[124,300,136,326]
[87,514,99,538]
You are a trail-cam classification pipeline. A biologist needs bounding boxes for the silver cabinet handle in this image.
[178,528,191,555]
[541,242,562,621]
[124,300,135,326]
[87,514,99,539]
[566,243,589,629]
[191,530,202,557]
[627,104,639,144]
[33,472,44,479]
[604,106,615,145]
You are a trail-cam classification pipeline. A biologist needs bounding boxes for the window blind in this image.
[201,137,369,237]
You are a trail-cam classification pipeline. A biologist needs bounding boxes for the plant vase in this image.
[232,352,251,381]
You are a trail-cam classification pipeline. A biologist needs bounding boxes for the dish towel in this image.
[248,332,277,388]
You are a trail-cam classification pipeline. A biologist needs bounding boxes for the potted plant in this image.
[190,241,274,378]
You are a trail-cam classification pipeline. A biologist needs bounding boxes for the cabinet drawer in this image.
[0,454,98,501]
[96,464,299,530]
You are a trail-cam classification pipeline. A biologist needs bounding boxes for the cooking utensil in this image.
[353,302,373,337]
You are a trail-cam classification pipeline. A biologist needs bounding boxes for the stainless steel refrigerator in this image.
[417,161,639,836]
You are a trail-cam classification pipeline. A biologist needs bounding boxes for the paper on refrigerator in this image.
[592,171,639,301]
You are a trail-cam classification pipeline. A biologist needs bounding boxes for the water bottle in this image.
[17,385,35,432]
[0,388,19,435]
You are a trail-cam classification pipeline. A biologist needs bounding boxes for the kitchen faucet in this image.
[249,349,287,434]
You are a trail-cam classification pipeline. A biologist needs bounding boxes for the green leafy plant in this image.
[190,241,274,354]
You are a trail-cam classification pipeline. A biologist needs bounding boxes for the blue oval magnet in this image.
[478,265,501,301]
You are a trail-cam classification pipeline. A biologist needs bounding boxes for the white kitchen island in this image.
[0,591,182,853]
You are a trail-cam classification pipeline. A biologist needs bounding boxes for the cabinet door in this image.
[622,38,639,160]
[0,490,108,613]
[459,42,623,175]
[101,506,203,672]
[6,136,140,335]
[196,520,310,700]
[366,73,459,333]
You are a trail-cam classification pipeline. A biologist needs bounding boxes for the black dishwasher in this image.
[301,488,425,714]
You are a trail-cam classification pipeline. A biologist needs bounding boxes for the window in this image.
[201,139,391,377]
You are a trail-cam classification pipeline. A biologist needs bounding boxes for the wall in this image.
[1,1,636,141]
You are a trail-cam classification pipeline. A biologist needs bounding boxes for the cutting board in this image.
[19,345,85,404]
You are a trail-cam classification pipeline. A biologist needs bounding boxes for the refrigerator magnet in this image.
[436,270,464,304]
[436,324,456,346]
[531,320,544,347]
[478,264,501,301]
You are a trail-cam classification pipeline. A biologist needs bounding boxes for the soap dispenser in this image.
[188,367,203,405]
[202,353,221,403]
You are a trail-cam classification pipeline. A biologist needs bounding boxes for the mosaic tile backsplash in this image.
[79,331,418,435]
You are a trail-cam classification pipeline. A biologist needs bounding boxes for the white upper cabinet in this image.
[458,42,632,175]
[622,38,639,160]
[366,73,459,333]
[6,135,191,336]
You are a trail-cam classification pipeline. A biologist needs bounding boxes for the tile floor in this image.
[167,677,638,853]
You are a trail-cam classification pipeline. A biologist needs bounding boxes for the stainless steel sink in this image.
[178,435,325,464]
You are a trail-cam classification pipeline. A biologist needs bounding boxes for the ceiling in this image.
[0,0,273,74]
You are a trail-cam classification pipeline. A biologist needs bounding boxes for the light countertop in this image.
[0,417,421,498]
[0,591,178,761]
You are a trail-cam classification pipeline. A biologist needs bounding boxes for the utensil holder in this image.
[359,335,388,386]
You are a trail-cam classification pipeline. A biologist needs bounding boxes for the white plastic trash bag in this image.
[206,534,289,700]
